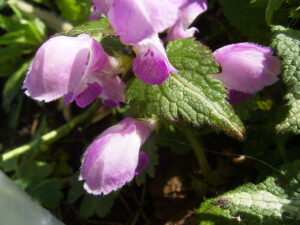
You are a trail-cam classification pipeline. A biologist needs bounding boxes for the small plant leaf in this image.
[271,26,300,134]
[198,160,300,225]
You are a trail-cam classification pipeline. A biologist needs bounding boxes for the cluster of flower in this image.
[22,0,281,195]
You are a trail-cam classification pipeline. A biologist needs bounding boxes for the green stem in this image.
[2,102,102,161]
[7,0,73,32]
[183,128,211,175]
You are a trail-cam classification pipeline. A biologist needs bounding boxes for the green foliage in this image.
[29,179,63,209]
[266,0,285,25]
[0,0,299,223]
[2,60,31,111]
[55,0,91,24]
[217,0,269,42]
[80,193,117,218]
[199,160,300,225]
[67,178,85,204]
[101,36,126,56]
[58,17,113,40]
[0,12,46,77]
[126,38,245,139]
[0,15,46,46]
[271,26,300,134]
[156,123,191,154]
[14,161,63,209]
[68,177,118,218]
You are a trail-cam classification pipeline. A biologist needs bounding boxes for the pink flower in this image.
[79,118,155,195]
[92,0,184,45]
[91,0,191,85]
[23,34,125,108]
[133,35,178,85]
[210,43,281,104]
[167,0,208,41]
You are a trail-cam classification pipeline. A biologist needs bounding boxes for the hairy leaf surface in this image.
[199,160,300,225]
[272,26,300,134]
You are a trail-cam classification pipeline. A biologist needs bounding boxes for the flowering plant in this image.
[0,0,300,224]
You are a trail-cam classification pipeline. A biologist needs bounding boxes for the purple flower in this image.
[132,35,178,85]
[92,0,184,44]
[23,34,125,108]
[79,118,155,195]
[210,43,281,104]
[167,0,208,41]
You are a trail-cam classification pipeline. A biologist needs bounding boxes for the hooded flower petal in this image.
[132,35,178,85]
[79,118,153,195]
[23,34,125,108]
[94,72,126,108]
[211,43,281,95]
[107,0,184,44]
[23,34,108,104]
[75,82,103,108]
[168,0,208,41]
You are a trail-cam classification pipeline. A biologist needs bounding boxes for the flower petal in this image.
[135,152,150,175]
[92,72,126,108]
[108,0,184,44]
[80,118,152,195]
[211,43,281,94]
[75,82,102,108]
[168,0,208,41]
[133,35,178,85]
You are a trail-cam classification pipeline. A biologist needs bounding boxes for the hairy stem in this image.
[2,102,108,161]
[183,128,211,175]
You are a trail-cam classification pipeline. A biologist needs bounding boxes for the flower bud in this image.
[210,43,281,104]
[79,118,154,195]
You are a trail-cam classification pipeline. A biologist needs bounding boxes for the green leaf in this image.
[101,36,126,56]
[58,17,113,39]
[217,0,269,42]
[0,30,37,46]
[55,0,91,24]
[0,15,21,31]
[0,17,46,47]
[0,51,23,78]
[199,160,300,225]
[271,26,300,134]
[28,179,63,209]
[67,177,85,204]
[2,60,31,111]
[126,39,245,139]
[80,193,117,218]
[16,161,54,188]
[266,0,284,25]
